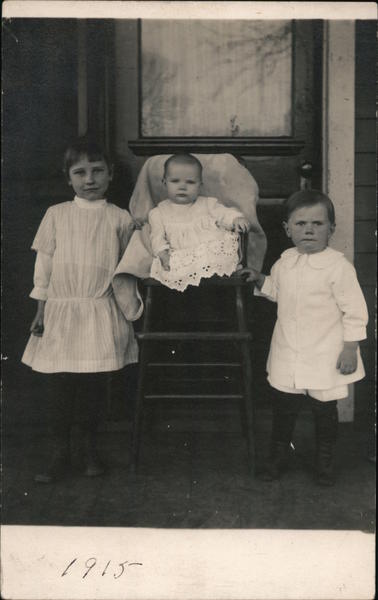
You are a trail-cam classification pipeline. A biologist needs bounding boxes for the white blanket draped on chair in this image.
[112,154,267,319]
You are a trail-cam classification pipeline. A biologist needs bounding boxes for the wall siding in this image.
[354,21,376,433]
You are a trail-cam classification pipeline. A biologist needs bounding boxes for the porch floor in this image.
[2,413,375,531]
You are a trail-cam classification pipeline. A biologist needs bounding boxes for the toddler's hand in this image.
[239,267,265,288]
[336,344,358,375]
[159,250,171,271]
[233,217,250,233]
[30,315,44,337]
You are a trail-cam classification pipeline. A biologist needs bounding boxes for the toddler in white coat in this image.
[241,189,368,486]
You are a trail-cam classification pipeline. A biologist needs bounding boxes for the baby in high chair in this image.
[148,154,250,291]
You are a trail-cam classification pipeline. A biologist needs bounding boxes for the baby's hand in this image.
[233,217,250,233]
[336,343,358,375]
[216,220,233,231]
[159,250,171,271]
[30,314,44,337]
[239,267,265,288]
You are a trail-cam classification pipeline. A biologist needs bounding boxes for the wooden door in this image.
[128,20,323,262]
[125,19,323,409]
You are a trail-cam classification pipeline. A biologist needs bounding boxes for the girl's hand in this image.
[133,218,144,230]
[239,268,266,289]
[233,217,250,233]
[30,300,45,337]
[159,250,171,271]
[336,342,358,375]
[30,314,44,337]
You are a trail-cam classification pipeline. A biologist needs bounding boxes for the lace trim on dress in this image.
[150,232,240,292]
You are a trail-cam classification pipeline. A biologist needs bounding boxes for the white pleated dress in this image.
[22,196,140,373]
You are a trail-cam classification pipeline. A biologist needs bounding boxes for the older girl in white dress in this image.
[22,138,142,483]
[149,154,250,291]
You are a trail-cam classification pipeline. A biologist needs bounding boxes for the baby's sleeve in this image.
[206,197,244,228]
[332,260,368,341]
[30,251,53,301]
[148,207,170,256]
[31,207,56,256]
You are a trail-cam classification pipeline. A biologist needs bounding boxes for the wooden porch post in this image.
[322,21,356,422]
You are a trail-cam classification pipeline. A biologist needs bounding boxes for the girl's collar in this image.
[281,246,344,269]
[74,196,107,209]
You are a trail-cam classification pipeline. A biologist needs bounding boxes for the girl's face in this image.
[283,203,335,254]
[164,163,202,204]
[68,156,112,201]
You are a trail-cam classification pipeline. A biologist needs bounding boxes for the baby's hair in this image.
[63,137,112,178]
[163,154,203,179]
[284,189,336,225]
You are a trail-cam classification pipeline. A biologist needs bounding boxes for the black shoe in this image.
[315,442,336,487]
[258,442,290,481]
[316,471,335,487]
[83,453,105,477]
[34,450,71,483]
[81,431,105,477]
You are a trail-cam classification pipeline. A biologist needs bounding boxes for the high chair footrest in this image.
[136,332,251,341]
[144,393,244,400]
[148,362,241,368]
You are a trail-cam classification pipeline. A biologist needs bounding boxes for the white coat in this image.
[256,247,368,392]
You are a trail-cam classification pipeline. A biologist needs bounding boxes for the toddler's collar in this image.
[281,246,344,269]
[74,196,107,209]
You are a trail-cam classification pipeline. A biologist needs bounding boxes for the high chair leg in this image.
[131,348,146,473]
[241,340,255,475]
[131,286,153,473]
[235,285,255,475]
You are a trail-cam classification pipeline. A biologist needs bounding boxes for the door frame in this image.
[129,19,321,162]
[322,21,356,421]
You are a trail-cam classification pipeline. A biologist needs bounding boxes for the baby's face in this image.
[164,163,202,204]
[68,155,112,201]
[284,203,335,254]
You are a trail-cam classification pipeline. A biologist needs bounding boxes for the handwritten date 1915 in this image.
[61,558,143,579]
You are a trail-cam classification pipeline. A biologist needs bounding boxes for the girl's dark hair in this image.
[284,189,336,225]
[63,137,112,178]
[163,153,203,179]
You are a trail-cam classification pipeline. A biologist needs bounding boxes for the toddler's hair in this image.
[63,137,112,178]
[285,189,336,225]
[163,154,203,179]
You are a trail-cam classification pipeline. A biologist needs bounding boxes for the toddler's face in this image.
[164,163,201,204]
[284,203,335,254]
[68,155,112,201]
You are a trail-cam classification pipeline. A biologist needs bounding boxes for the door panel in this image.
[141,20,293,138]
[113,19,324,411]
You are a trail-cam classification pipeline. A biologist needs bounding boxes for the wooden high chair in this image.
[132,245,255,473]
[128,154,267,477]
